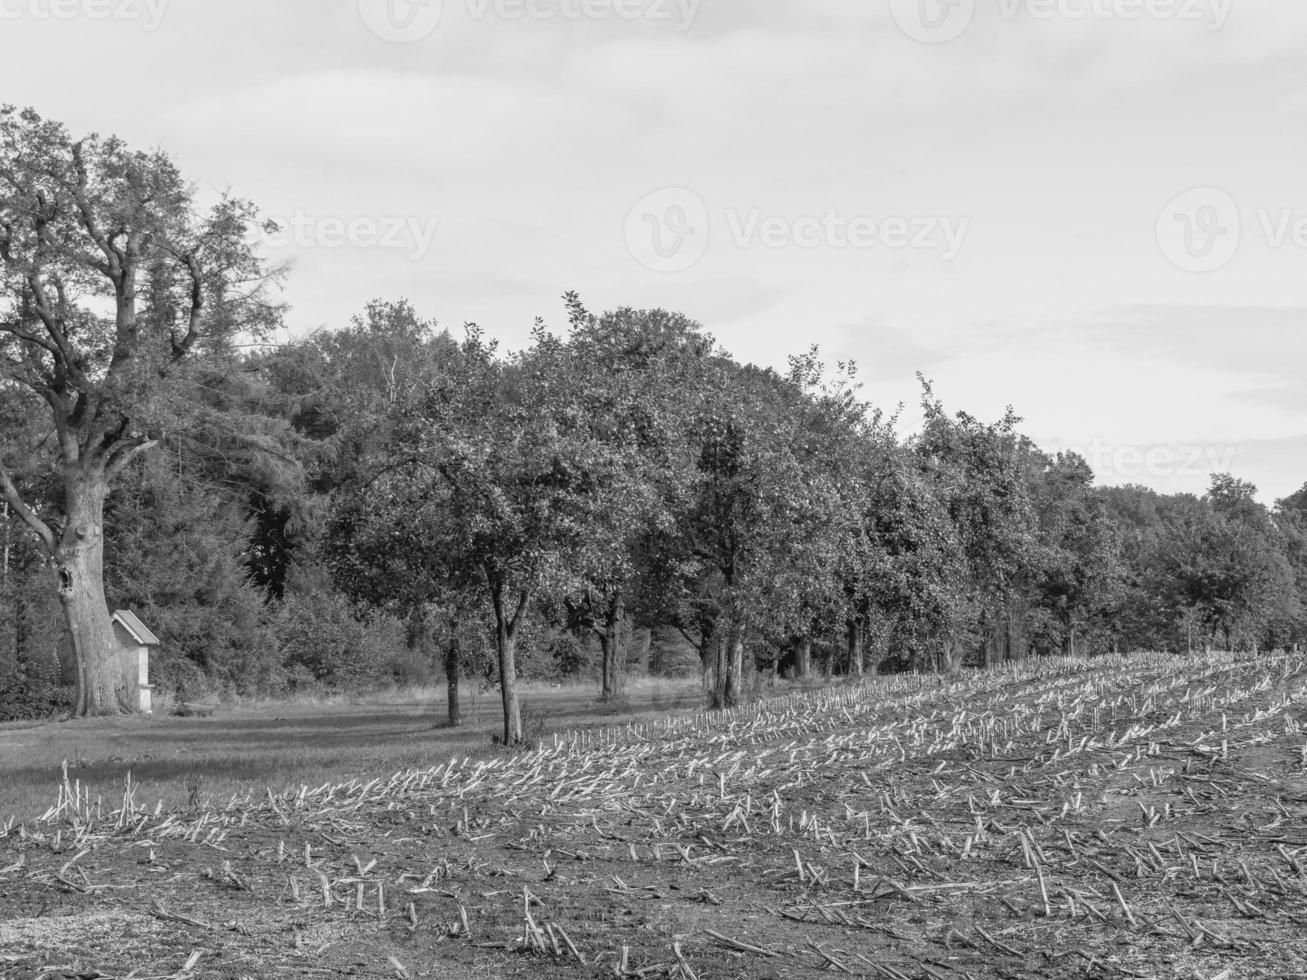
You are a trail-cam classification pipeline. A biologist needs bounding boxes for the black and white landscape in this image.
[2,3,1306,978]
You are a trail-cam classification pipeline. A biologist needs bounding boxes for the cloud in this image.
[830,319,956,382]
[1085,304,1307,389]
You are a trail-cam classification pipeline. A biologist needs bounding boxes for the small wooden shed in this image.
[112,609,159,713]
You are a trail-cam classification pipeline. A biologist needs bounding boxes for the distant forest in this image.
[2,109,1305,740]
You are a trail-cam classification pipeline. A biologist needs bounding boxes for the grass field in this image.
[0,678,708,822]
[3,652,1307,979]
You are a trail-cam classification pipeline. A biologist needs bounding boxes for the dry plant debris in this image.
[3,650,1307,978]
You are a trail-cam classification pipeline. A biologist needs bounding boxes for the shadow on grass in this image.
[0,680,719,821]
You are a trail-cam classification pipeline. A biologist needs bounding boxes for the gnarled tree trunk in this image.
[59,471,128,717]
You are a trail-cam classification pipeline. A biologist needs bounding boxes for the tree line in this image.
[2,109,1304,741]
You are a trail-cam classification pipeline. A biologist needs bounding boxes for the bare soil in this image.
[3,652,1307,979]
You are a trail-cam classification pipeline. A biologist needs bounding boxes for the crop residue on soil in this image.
[3,650,1307,979]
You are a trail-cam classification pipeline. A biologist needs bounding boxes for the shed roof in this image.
[113,610,161,646]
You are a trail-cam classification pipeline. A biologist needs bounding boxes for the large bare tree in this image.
[0,107,281,716]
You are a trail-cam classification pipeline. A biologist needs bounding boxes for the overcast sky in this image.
[3,0,1304,501]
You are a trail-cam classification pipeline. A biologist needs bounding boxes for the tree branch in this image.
[0,319,60,358]
[71,140,124,278]
[509,588,532,635]
[0,456,55,555]
[171,252,204,359]
[25,270,85,387]
[105,438,158,479]
[675,625,704,653]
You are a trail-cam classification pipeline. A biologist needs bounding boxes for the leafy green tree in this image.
[661,360,843,704]
[1274,484,1307,650]
[0,107,281,715]
[1098,485,1184,651]
[561,297,714,699]
[915,381,1037,666]
[1196,475,1298,650]
[103,453,275,695]
[373,323,631,743]
[1028,452,1123,657]
[854,448,969,673]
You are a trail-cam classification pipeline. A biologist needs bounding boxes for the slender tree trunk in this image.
[847,619,864,677]
[796,638,812,679]
[724,630,745,707]
[649,628,665,676]
[714,634,727,704]
[490,581,524,745]
[698,621,716,694]
[405,604,428,652]
[12,562,26,669]
[58,472,128,717]
[444,614,461,728]
[599,596,624,701]
[600,632,612,699]
[1,500,9,598]
[2,503,14,670]
[637,628,651,673]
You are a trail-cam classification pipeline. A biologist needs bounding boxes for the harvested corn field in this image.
[4,650,1307,979]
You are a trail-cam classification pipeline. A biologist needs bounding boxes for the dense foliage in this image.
[2,115,1304,734]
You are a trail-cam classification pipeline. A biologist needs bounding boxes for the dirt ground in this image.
[2,653,1307,979]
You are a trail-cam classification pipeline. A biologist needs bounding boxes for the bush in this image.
[271,576,410,688]
[0,673,74,722]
